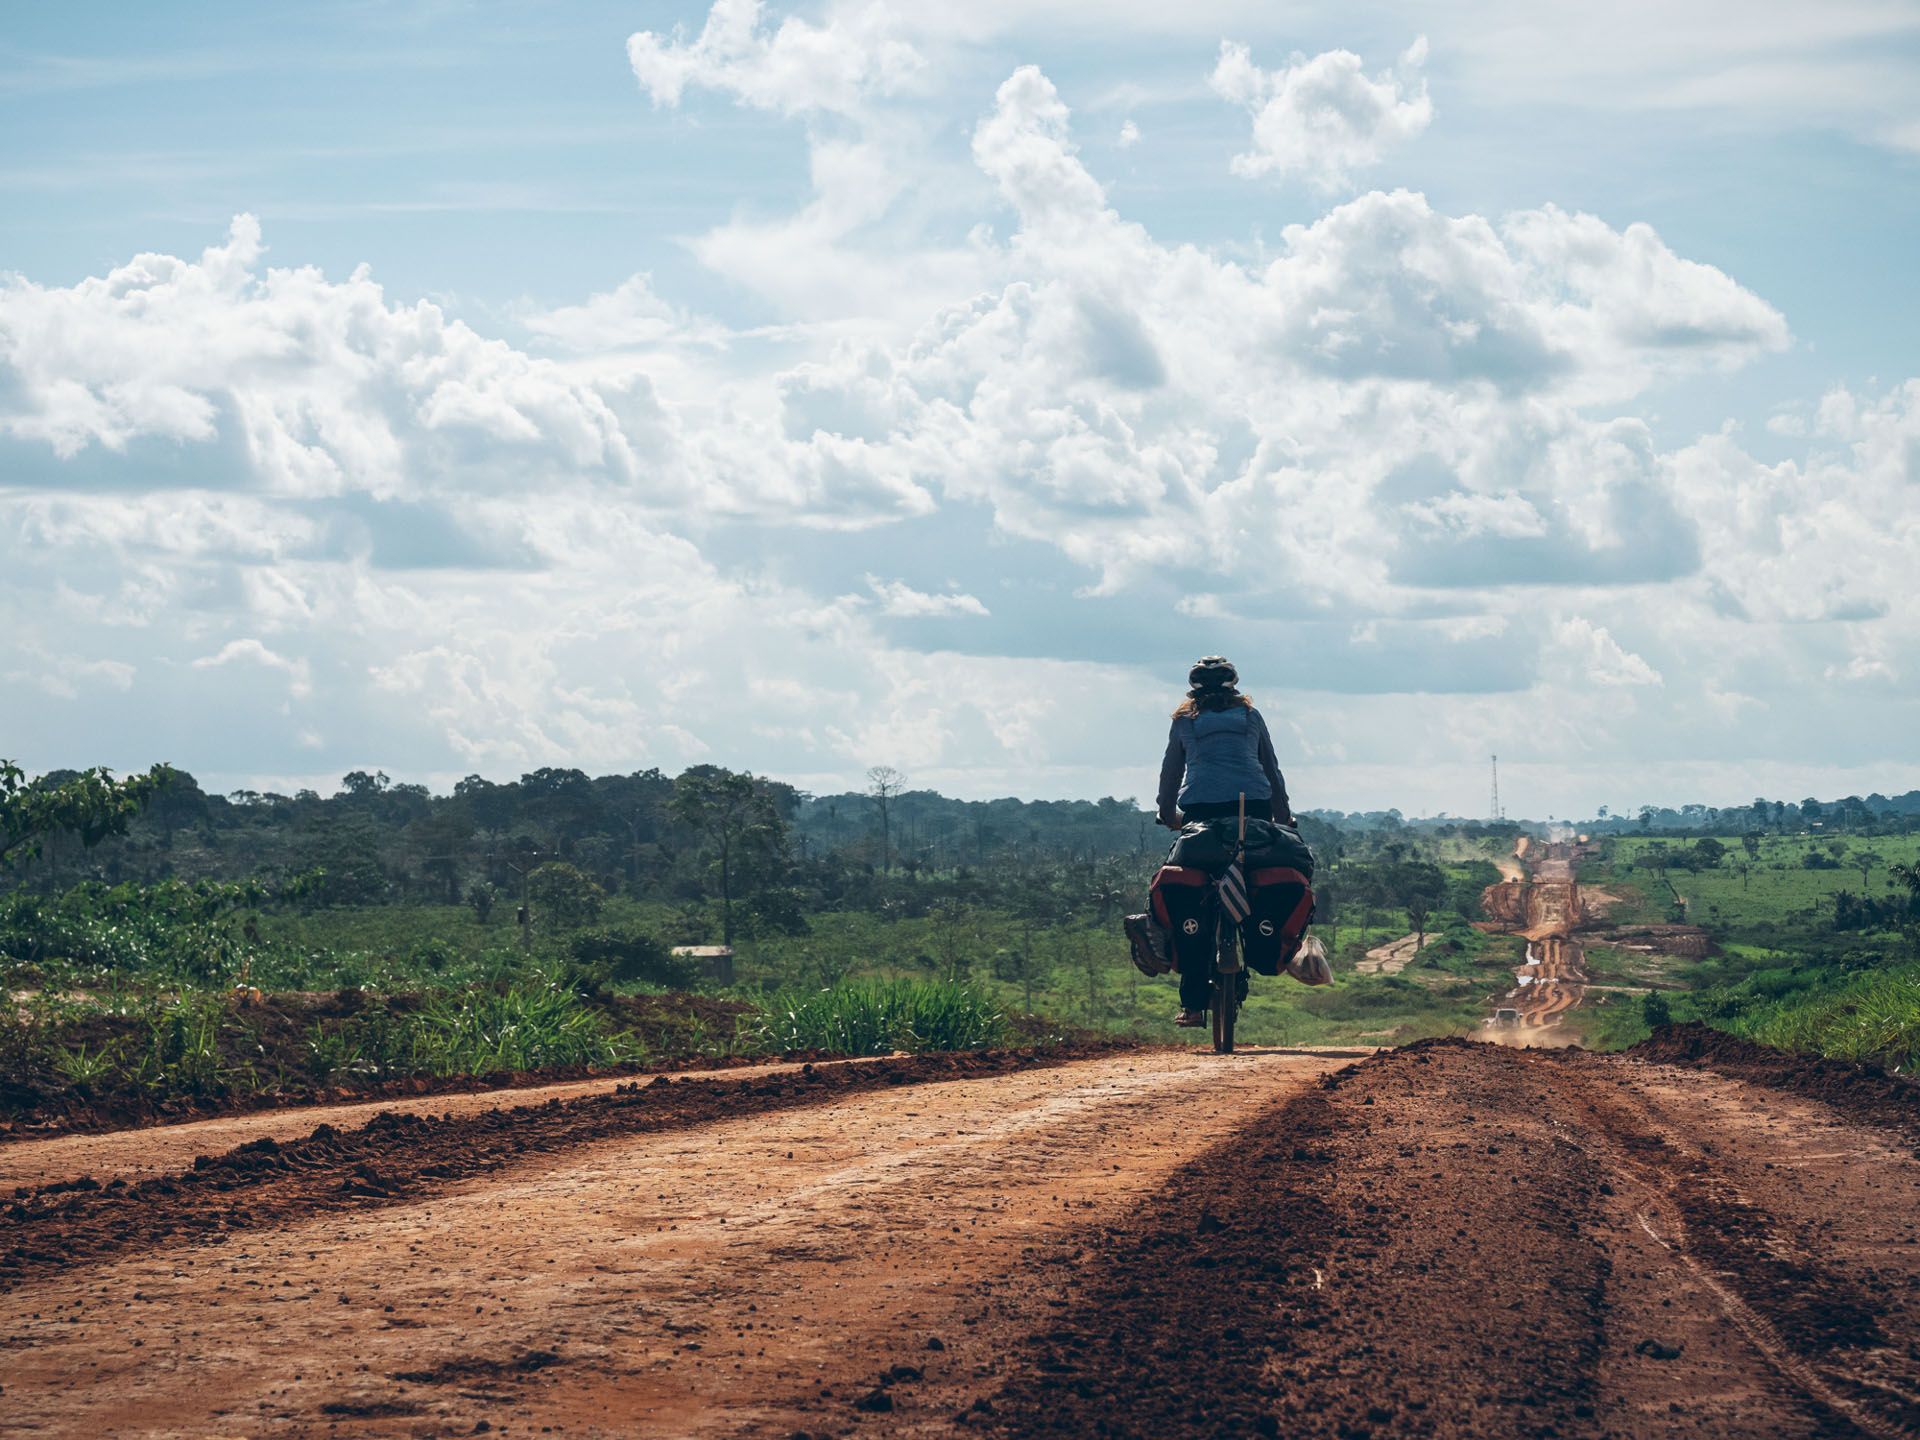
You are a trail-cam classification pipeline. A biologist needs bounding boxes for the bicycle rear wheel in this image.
[1212,972,1237,1053]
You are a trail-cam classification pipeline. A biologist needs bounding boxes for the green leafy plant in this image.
[1,760,175,870]
[53,1041,124,1095]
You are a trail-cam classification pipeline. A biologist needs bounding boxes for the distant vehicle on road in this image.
[1492,1008,1521,1026]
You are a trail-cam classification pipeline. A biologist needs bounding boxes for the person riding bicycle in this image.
[1153,656,1294,1026]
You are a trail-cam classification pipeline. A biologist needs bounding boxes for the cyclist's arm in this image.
[1155,722,1184,826]
[1252,711,1294,824]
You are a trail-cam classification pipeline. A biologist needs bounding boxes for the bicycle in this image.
[1156,795,1253,1055]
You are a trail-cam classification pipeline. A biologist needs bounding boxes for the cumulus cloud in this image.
[865,576,990,616]
[0,215,640,494]
[625,2,982,338]
[627,0,923,117]
[192,637,313,698]
[0,213,935,527]
[521,274,721,353]
[1549,617,1662,687]
[1210,38,1432,190]
[4,648,135,701]
[776,69,1791,605]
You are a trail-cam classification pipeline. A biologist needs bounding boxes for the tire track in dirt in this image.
[1531,1058,1915,1436]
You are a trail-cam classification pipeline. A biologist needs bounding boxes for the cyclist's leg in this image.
[1178,964,1212,1014]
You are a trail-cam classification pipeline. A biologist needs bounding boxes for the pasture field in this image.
[1596,833,1920,930]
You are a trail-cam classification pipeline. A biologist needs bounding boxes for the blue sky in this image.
[3,0,1918,818]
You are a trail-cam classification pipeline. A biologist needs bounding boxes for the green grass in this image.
[1734,965,1920,1070]
[753,979,1009,1054]
[1602,834,1920,930]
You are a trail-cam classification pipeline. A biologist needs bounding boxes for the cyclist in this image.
[1152,655,1294,1026]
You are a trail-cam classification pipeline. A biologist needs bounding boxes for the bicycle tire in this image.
[1212,972,1237,1054]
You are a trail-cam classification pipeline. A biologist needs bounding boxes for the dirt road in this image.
[1484,839,1595,1040]
[5,1038,1917,1439]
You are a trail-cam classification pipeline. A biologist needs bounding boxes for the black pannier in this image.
[1149,865,1217,973]
[1241,865,1314,975]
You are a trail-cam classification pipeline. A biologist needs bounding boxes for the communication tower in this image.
[1490,754,1501,823]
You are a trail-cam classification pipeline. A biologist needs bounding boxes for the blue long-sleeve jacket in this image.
[1157,705,1290,815]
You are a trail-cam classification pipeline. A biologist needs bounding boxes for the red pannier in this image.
[1149,865,1216,974]
[1241,866,1314,976]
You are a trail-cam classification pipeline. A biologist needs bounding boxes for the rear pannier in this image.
[1240,865,1314,975]
[1149,865,1217,974]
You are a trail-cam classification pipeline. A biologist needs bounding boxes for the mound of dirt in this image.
[1630,1021,1919,1142]
[975,1039,1613,1439]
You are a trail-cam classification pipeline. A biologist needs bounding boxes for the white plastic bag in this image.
[1287,933,1332,986]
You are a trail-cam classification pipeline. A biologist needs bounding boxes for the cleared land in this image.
[4,1034,1918,1439]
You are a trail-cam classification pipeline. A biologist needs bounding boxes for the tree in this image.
[453,774,520,844]
[669,766,789,947]
[1854,849,1884,888]
[866,766,905,873]
[929,898,975,983]
[1892,864,1920,953]
[518,767,600,847]
[1,760,175,871]
[290,816,391,906]
[408,810,474,904]
[1390,860,1448,951]
[526,862,604,930]
[991,943,1052,1012]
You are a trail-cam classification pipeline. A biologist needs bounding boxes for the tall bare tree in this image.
[866,765,905,873]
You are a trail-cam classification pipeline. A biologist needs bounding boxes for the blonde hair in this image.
[1173,691,1253,719]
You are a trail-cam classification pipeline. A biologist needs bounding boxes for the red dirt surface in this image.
[1631,1021,1920,1145]
[4,1039,1918,1438]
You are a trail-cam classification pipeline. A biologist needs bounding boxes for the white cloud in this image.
[864,576,990,616]
[4,649,135,701]
[627,0,924,118]
[1117,119,1140,148]
[1210,38,1432,191]
[192,637,313,698]
[520,274,721,353]
[1549,617,1662,687]
[1444,0,1920,151]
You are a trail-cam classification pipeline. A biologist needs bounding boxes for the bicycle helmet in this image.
[1188,655,1238,691]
